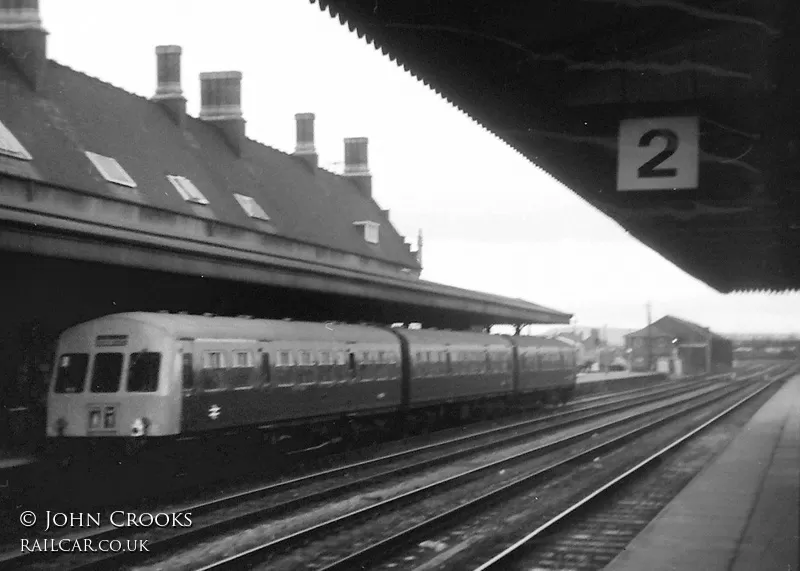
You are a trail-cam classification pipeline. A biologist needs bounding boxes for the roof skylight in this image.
[167,175,209,205]
[0,120,33,161]
[85,151,137,188]
[234,193,270,221]
[354,220,380,244]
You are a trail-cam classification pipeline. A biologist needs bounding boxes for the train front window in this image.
[54,353,89,393]
[90,353,123,393]
[127,352,161,392]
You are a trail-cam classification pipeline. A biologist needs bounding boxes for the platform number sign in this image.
[617,116,699,191]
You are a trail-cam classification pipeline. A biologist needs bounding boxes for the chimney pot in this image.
[199,71,245,156]
[344,137,369,175]
[0,0,41,29]
[343,137,372,198]
[0,0,47,90]
[294,113,318,169]
[154,45,183,99]
[152,45,185,127]
[200,71,243,120]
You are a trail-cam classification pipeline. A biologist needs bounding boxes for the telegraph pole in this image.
[646,302,653,371]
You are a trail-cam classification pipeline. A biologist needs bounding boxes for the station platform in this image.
[0,450,35,471]
[574,371,665,398]
[576,371,661,384]
[605,374,800,571]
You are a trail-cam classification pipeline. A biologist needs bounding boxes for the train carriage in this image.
[46,313,579,456]
[47,313,403,443]
[391,328,515,406]
[507,335,578,402]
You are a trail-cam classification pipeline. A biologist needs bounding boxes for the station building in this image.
[625,315,733,376]
[0,1,570,446]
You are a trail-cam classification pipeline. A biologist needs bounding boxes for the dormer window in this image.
[84,151,137,187]
[167,175,209,205]
[0,120,32,160]
[353,221,380,244]
[234,193,270,221]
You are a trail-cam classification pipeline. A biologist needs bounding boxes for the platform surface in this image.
[0,451,35,471]
[576,371,660,385]
[605,374,800,571]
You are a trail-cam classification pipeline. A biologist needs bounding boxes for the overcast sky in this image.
[40,0,800,334]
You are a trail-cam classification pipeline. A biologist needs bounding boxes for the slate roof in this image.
[0,54,418,269]
[626,315,729,343]
[625,323,674,340]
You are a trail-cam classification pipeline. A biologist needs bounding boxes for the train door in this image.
[176,338,196,434]
[347,350,359,382]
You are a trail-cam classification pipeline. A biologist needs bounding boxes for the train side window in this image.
[182,353,194,389]
[54,353,89,393]
[233,351,253,368]
[127,352,161,392]
[316,351,332,383]
[277,351,294,367]
[227,350,254,388]
[90,353,123,393]
[298,350,314,366]
[205,351,225,369]
[199,351,226,391]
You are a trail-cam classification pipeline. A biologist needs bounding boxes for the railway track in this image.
[1,375,730,570]
[383,365,796,571]
[4,368,776,571]
[469,370,795,571]
[271,378,773,571]
[0,376,681,533]
[76,377,773,569]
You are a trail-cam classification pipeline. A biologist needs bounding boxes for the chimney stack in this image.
[152,45,185,127]
[294,113,318,169]
[0,0,47,90]
[343,137,372,198]
[200,71,245,156]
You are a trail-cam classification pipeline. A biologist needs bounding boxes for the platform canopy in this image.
[314,0,800,293]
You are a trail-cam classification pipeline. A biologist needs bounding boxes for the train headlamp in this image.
[55,417,67,436]
[131,417,151,437]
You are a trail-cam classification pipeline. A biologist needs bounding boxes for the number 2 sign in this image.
[617,116,699,191]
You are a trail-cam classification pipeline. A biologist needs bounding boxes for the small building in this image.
[625,315,733,375]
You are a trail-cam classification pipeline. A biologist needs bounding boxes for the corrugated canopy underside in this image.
[313,0,800,293]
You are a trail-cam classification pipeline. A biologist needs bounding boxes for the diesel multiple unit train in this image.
[47,313,578,452]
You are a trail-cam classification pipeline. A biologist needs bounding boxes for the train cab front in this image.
[45,322,180,464]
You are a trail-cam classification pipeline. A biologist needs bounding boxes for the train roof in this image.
[390,327,512,348]
[507,335,577,349]
[64,313,399,344]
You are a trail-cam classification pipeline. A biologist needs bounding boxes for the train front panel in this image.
[46,316,182,441]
